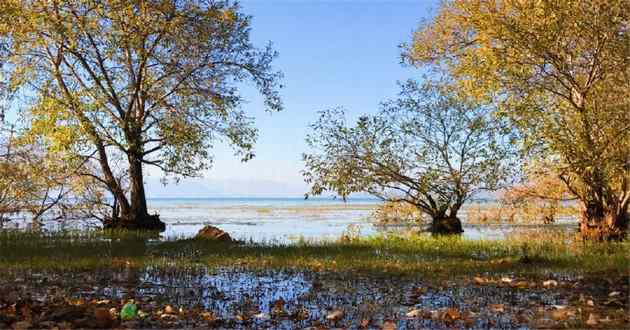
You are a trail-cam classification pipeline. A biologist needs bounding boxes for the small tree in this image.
[303,80,513,234]
[0,0,282,229]
[405,0,630,240]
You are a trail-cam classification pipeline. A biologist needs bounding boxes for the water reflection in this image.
[37,266,575,328]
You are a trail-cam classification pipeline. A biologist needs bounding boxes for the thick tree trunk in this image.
[120,155,165,231]
[104,155,165,231]
[579,201,628,241]
[430,216,464,235]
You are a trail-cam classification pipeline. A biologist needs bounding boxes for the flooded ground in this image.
[3,198,625,329]
[1,267,627,329]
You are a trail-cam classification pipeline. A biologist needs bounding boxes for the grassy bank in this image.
[0,230,627,278]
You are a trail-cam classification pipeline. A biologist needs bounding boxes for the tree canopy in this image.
[0,0,283,229]
[303,80,513,234]
[405,0,630,239]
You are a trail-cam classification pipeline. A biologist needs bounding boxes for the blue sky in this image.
[148,0,440,197]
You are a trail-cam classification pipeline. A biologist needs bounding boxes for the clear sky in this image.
[42,0,432,197]
[148,0,440,197]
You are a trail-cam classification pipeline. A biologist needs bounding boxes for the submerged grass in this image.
[0,229,627,279]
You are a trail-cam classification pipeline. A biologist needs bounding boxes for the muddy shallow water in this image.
[2,267,627,329]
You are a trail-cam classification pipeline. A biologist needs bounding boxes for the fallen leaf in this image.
[511,281,529,289]
[474,277,487,285]
[406,309,423,318]
[160,313,177,320]
[200,311,216,322]
[608,291,621,297]
[292,308,309,321]
[543,280,558,288]
[382,319,397,330]
[586,313,598,326]
[326,309,344,322]
[109,307,118,318]
[359,318,370,328]
[551,309,569,321]
[500,277,513,284]
[253,312,270,320]
[443,308,461,321]
[489,304,505,313]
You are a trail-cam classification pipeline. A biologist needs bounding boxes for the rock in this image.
[195,225,232,241]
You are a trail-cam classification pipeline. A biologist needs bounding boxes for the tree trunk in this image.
[430,215,464,235]
[579,200,628,241]
[104,154,165,231]
[118,155,165,231]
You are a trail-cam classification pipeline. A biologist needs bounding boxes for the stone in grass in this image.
[120,302,138,321]
[195,225,232,242]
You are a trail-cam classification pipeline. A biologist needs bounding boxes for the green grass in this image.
[0,229,628,279]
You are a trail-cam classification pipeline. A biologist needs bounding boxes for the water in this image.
[3,197,578,243]
[7,267,609,329]
[149,198,577,242]
[149,197,379,242]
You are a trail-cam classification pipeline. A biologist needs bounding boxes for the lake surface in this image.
[148,198,577,243]
[3,197,578,243]
[149,197,380,242]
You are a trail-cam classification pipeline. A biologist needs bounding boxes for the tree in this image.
[1,122,107,228]
[499,160,579,224]
[405,0,630,240]
[303,80,513,234]
[0,0,282,230]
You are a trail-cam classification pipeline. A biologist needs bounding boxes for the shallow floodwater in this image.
[6,266,625,329]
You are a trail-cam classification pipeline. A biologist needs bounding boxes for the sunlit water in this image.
[3,197,578,243]
[148,198,577,242]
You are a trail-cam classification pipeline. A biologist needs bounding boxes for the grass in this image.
[0,229,627,279]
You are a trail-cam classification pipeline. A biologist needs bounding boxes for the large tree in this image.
[303,80,513,234]
[0,0,282,230]
[406,0,630,240]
